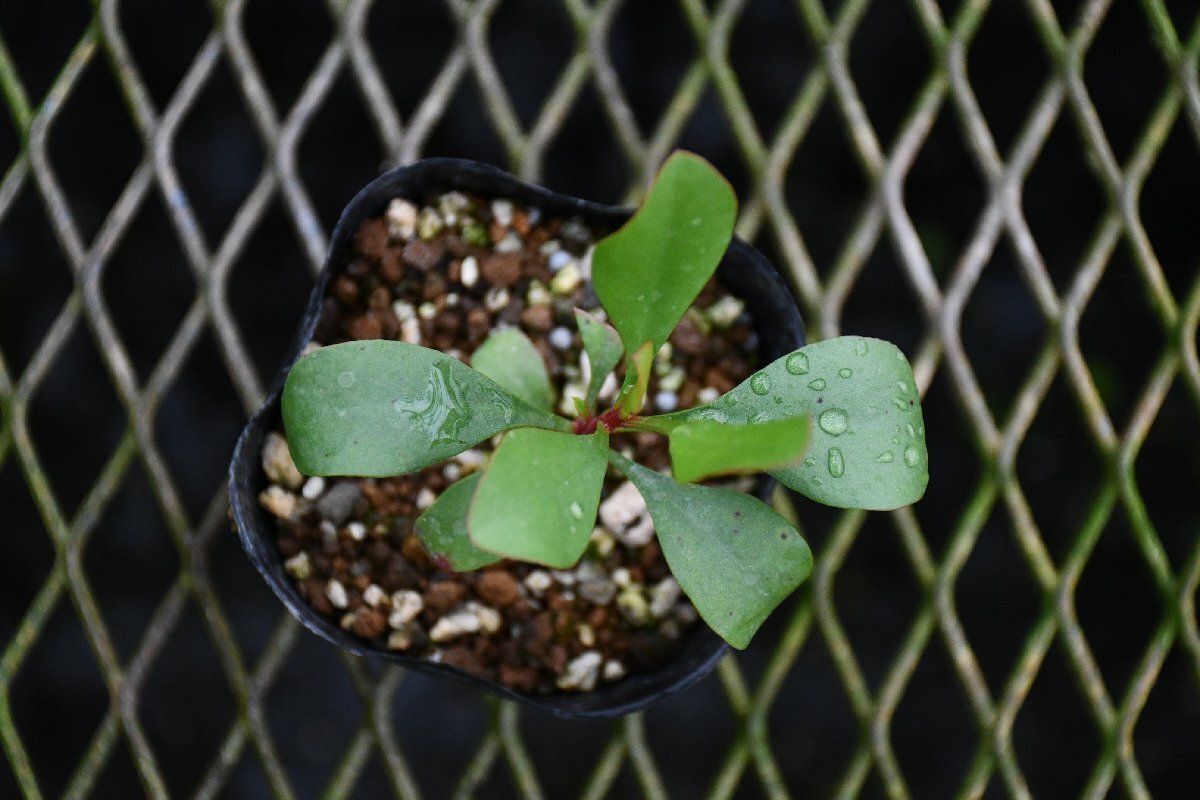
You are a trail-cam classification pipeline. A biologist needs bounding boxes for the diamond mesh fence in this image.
[1,0,1198,797]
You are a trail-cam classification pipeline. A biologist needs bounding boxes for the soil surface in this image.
[258,190,758,694]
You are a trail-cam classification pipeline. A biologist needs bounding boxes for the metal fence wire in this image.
[1,0,1199,797]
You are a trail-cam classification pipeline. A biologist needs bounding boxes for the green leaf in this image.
[282,341,566,477]
[468,428,608,568]
[592,151,737,356]
[609,451,812,649]
[669,416,811,483]
[470,328,554,411]
[660,336,928,510]
[616,341,654,417]
[575,309,623,410]
[415,472,500,571]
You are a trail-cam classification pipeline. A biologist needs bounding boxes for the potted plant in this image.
[229,152,927,718]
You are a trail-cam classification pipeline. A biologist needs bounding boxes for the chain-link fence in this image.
[1,0,1198,797]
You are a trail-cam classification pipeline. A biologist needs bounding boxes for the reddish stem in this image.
[571,407,637,435]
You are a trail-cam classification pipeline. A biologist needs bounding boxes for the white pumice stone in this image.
[599,481,656,548]
[416,487,437,510]
[589,527,615,557]
[429,608,481,642]
[284,552,311,580]
[494,234,522,253]
[386,198,418,239]
[617,586,651,626]
[556,651,603,691]
[319,520,338,543]
[559,383,587,417]
[392,300,416,321]
[698,386,721,404]
[538,238,562,256]
[386,628,415,651]
[649,577,682,619]
[706,295,745,328]
[526,281,552,306]
[401,318,422,345]
[579,245,594,279]
[417,207,442,240]
[389,591,424,626]
[598,372,619,402]
[471,603,502,635]
[577,623,596,647]
[261,432,304,489]
[602,659,627,682]
[548,326,573,350]
[548,249,573,271]
[611,567,632,589]
[301,476,326,500]
[460,255,480,288]
[658,367,686,393]
[346,522,367,541]
[327,580,349,610]
[418,302,438,320]
[259,487,298,520]
[551,569,577,587]
[445,292,459,307]
[485,287,510,311]
[524,570,553,595]
[490,199,514,227]
[443,463,462,482]
[654,391,679,413]
[363,584,387,608]
[456,450,486,470]
[550,262,582,294]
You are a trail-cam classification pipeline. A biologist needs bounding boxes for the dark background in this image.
[1,0,1198,797]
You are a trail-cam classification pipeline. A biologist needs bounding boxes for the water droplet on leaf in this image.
[875,450,894,463]
[906,423,916,439]
[785,352,809,375]
[338,371,355,388]
[808,379,826,391]
[569,501,583,519]
[838,368,852,378]
[897,380,909,395]
[750,372,772,395]
[854,340,869,356]
[903,445,921,467]
[827,448,845,478]
[818,408,849,436]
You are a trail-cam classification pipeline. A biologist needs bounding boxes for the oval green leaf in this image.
[575,309,623,410]
[592,150,737,356]
[669,416,811,484]
[468,428,608,568]
[660,336,928,510]
[282,341,565,477]
[470,328,554,411]
[609,451,813,649]
[415,472,500,571]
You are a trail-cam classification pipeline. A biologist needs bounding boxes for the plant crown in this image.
[281,151,929,649]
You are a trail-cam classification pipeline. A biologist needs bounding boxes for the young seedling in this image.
[281,151,929,649]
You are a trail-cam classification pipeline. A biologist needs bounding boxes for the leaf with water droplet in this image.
[656,336,928,510]
[575,308,623,411]
[609,450,813,650]
[668,416,810,483]
[415,472,499,571]
[468,428,608,568]
[282,341,565,477]
[469,328,554,412]
[592,151,737,357]
[750,372,772,395]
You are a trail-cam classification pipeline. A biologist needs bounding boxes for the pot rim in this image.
[228,157,805,719]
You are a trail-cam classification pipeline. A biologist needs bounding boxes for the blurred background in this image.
[1,0,1198,797]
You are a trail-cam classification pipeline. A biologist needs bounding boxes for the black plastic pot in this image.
[229,158,806,719]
